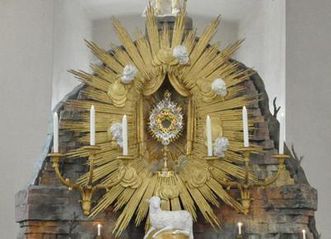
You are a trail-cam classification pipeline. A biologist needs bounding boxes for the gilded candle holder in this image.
[272,154,290,169]
[49,145,110,216]
[213,146,292,215]
[204,155,221,167]
[204,156,220,161]
[254,153,290,187]
[236,147,291,214]
[156,145,175,178]
[238,147,256,214]
[117,155,135,165]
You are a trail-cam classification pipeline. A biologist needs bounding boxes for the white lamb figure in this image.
[144,196,194,239]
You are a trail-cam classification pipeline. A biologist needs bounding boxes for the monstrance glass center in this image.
[148,91,184,146]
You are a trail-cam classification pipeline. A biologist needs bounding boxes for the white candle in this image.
[90,105,96,146]
[53,112,59,153]
[302,229,306,239]
[206,115,213,156]
[122,115,128,155]
[238,222,243,235]
[242,106,249,147]
[97,223,102,236]
[279,112,285,154]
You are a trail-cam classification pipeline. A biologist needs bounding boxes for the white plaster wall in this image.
[235,0,286,114]
[91,15,144,50]
[0,0,54,237]
[286,0,331,236]
[51,0,92,109]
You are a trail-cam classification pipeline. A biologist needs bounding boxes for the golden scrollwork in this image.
[197,79,217,103]
[187,167,210,188]
[117,164,142,189]
[156,182,180,200]
[107,80,128,107]
[155,48,179,66]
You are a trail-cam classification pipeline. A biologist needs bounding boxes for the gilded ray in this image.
[85,40,123,73]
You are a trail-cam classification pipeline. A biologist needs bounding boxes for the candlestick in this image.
[302,229,306,239]
[97,224,102,236]
[122,115,128,155]
[90,105,96,146]
[279,112,285,154]
[206,115,213,156]
[53,112,59,153]
[237,222,243,235]
[242,106,249,147]
[49,145,105,216]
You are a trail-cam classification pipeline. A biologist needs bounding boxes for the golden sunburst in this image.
[63,7,262,237]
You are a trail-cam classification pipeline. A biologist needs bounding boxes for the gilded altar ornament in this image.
[56,4,294,236]
[149,91,183,145]
[156,181,180,200]
[107,80,128,107]
[155,45,189,67]
[198,79,217,103]
[156,48,178,66]
[117,162,142,189]
[220,148,293,214]
[49,146,109,216]
[187,167,210,189]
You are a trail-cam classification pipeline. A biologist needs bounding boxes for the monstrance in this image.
[148,90,184,176]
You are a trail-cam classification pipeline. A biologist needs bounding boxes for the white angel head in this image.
[211,78,228,97]
[121,64,138,84]
[213,137,229,157]
[173,45,189,65]
[110,123,123,147]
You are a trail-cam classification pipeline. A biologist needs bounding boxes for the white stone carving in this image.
[121,64,138,84]
[213,137,229,157]
[173,45,189,65]
[211,78,228,97]
[143,0,185,17]
[110,123,123,147]
[144,196,193,239]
